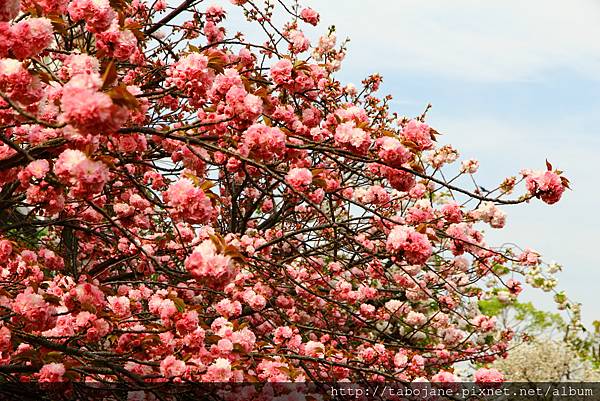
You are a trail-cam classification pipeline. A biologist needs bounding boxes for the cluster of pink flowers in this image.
[384,167,416,192]
[53,149,109,196]
[386,225,432,265]
[68,0,116,33]
[401,119,434,151]
[5,18,54,60]
[376,136,412,167]
[166,53,214,104]
[60,72,127,133]
[223,85,263,120]
[238,124,286,161]
[460,158,480,174]
[12,292,56,331]
[524,170,566,204]
[285,167,313,191]
[471,202,506,228]
[300,7,320,26]
[21,0,68,14]
[0,0,19,22]
[163,178,214,224]
[38,363,66,382]
[334,121,372,154]
[474,367,504,383]
[353,185,391,205]
[0,58,36,103]
[270,59,294,86]
[96,25,138,61]
[427,144,459,168]
[184,240,236,289]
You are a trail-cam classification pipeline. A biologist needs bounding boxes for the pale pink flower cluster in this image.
[163,178,213,224]
[59,53,100,80]
[12,292,56,330]
[474,367,504,383]
[401,120,433,151]
[286,29,310,54]
[10,18,54,60]
[405,310,427,327]
[431,371,458,382]
[202,357,232,381]
[214,298,242,318]
[460,158,479,174]
[519,248,540,266]
[441,202,462,223]
[61,72,127,132]
[148,295,177,323]
[0,240,12,264]
[107,295,131,318]
[0,58,36,102]
[334,121,371,154]
[153,0,167,11]
[96,25,138,61]
[270,59,294,86]
[166,53,214,103]
[300,7,320,26]
[209,68,243,99]
[386,225,432,265]
[472,201,506,228]
[445,223,484,256]
[427,144,459,168]
[304,340,325,358]
[38,363,66,382]
[353,185,390,205]
[285,167,312,191]
[313,33,336,60]
[224,85,263,120]
[18,159,50,184]
[256,359,291,381]
[238,124,286,161]
[376,136,412,167]
[53,149,109,196]
[184,240,236,289]
[160,355,186,378]
[524,170,565,205]
[471,315,496,332]
[68,0,116,33]
[21,0,68,14]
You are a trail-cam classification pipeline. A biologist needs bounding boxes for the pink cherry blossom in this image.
[401,119,433,151]
[270,59,294,86]
[11,18,54,60]
[160,355,186,378]
[184,240,236,289]
[0,0,19,22]
[68,0,116,33]
[525,170,566,204]
[474,367,504,383]
[300,7,320,26]
[38,363,66,382]
[386,225,432,265]
[285,167,312,191]
[163,178,213,224]
[53,149,109,196]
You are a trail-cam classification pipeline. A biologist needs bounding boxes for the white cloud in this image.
[306,0,600,82]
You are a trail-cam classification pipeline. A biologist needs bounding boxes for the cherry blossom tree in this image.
[0,0,574,388]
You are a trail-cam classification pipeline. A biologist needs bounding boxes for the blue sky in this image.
[302,0,599,324]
